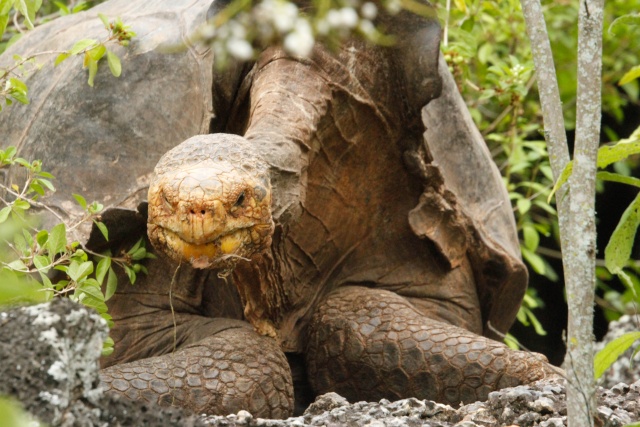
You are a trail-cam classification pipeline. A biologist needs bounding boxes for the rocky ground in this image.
[1,299,638,427]
[201,381,640,427]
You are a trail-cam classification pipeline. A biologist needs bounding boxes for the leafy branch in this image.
[1,12,135,112]
[54,13,135,86]
[0,146,154,356]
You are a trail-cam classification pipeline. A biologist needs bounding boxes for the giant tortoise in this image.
[0,0,561,419]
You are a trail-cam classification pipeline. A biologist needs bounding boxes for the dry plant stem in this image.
[563,1,604,426]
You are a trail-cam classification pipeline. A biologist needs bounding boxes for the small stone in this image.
[236,409,253,424]
[528,396,556,413]
[540,417,565,427]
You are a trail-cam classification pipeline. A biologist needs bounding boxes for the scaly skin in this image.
[100,322,293,418]
[306,286,561,405]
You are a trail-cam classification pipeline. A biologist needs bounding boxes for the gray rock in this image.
[0,299,206,427]
[201,378,639,427]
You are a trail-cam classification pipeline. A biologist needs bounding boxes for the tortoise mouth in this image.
[148,225,256,270]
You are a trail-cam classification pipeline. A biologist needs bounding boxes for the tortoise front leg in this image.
[306,286,562,405]
[100,324,293,418]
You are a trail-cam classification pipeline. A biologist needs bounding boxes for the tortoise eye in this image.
[162,191,172,210]
[234,191,245,207]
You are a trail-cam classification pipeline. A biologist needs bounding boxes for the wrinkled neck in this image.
[241,48,332,224]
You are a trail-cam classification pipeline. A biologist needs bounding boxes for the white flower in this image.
[359,19,375,36]
[229,20,247,39]
[226,38,254,60]
[361,2,378,20]
[339,7,359,28]
[316,18,330,35]
[284,19,315,57]
[326,9,342,28]
[271,0,299,33]
[386,0,402,14]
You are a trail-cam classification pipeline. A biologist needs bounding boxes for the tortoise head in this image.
[147,134,274,272]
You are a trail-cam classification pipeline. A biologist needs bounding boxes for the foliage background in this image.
[437,0,640,363]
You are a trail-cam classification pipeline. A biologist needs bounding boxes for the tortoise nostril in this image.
[234,191,245,207]
[200,210,205,215]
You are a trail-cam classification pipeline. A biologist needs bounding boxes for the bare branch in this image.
[563,1,605,426]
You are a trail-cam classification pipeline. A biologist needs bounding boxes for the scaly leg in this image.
[100,322,293,418]
[306,286,562,405]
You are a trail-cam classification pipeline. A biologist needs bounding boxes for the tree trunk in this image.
[520,1,604,426]
[563,1,604,426]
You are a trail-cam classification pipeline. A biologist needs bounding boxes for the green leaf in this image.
[523,223,539,252]
[67,260,94,282]
[521,247,546,275]
[9,91,29,105]
[54,52,70,66]
[72,1,88,13]
[13,157,30,168]
[53,0,69,15]
[516,198,532,215]
[35,177,55,192]
[9,77,27,93]
[87,56,98,87]
[609,13,640,36]
[69,38,97,55]
[96,256,111,284]
[597,140,640,169]
[0,206,10,223]
[33,255,50,272]
[102,336,114,357]
[101,311,113,328]
[549,139,640,203]
[0,269,51,306]
[594,331,640,379]
[73,193,87,210]
[98,12,109,28]
[47,222,67,255]
[88,201,103,214]
[477,43,492,64]
[605,192,640,275]
[7,259,28,271]
[15,0,35,29]
[131,247,147,261]
[35,229,48,247]
[127,238,142,255]
[620,65,640,86]
[0,0,12,15]
[88,44,106,61]
[77,293,108,313]
[105,266,117,300]
[597,171,640,188]
[453,0,467,12]
[0,15,8,42]
[548,161,573,203]
[106,50,121,77]
[95,221,109,241]
[123,265,136,284]
[12,199,30,210]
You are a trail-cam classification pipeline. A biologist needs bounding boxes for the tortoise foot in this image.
[100,326,293,418]
[306,286,562,405]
